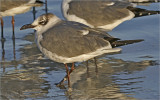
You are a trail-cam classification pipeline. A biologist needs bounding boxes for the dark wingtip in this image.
[20,24,35,30]
[129,39,144,43]
[34,0,44,7]
[131,0,160,3]
[135,39,144,42]
[112,39,144,47]
[127,6,160,18]
[36,0,44,4]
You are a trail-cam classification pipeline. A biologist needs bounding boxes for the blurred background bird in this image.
[0,0,43,40]
[62,0,159,31]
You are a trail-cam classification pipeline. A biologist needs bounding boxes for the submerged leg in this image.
[1,39,5,72]
[12,38,16,60]
[56,63,75,87]
[65,64,70,88]
[94,57,98,75]
[86,61,90,78]
[11,16,15,38]
[69,63,75,74]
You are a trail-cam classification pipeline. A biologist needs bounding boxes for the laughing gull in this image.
[0,0,43,40]
[62,0,159,31]
[20,13,143,88]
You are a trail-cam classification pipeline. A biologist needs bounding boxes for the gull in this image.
[0,0,43,40]
[20,13,143,89]
[62,0,159,31]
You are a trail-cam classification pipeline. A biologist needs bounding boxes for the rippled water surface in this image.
[0,0,159,100]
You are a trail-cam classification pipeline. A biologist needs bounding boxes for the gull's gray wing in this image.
[40,21,112,58]
[64,0,133,29]
[0,0,30,12]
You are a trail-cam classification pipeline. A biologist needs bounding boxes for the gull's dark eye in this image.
[39,19,48,25]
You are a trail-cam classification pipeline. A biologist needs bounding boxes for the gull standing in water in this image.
[20,13,143,89]
[62,0,159,31]
[0,0,43,40]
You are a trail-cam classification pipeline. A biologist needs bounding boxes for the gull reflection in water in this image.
[1,39,5,72]
[0,38,17,73]
[68,58,157,99]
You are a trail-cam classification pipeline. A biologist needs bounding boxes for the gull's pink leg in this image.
[1,17,4,39]
[65,64,71,88]
[11,16,15,38]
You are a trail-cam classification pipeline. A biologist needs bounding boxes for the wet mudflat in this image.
[0,0,159,100]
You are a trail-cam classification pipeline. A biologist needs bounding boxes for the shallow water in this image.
[0,0,159,100]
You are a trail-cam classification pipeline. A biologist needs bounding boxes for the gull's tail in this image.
[111,39,144,47]
[27,0,44,7]
[130,0,160,3]
[127,6,160,17]
[104,37,144,47]
[34,0,44,7]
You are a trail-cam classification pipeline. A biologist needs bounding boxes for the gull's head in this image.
[20,13,61,32]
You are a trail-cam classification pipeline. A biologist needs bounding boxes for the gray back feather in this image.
[67,0,132,26]
[40,21,110,57]
[0,0,30,12]
[0,0,29,12]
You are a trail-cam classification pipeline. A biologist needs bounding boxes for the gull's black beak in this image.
[20,24,36,30]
